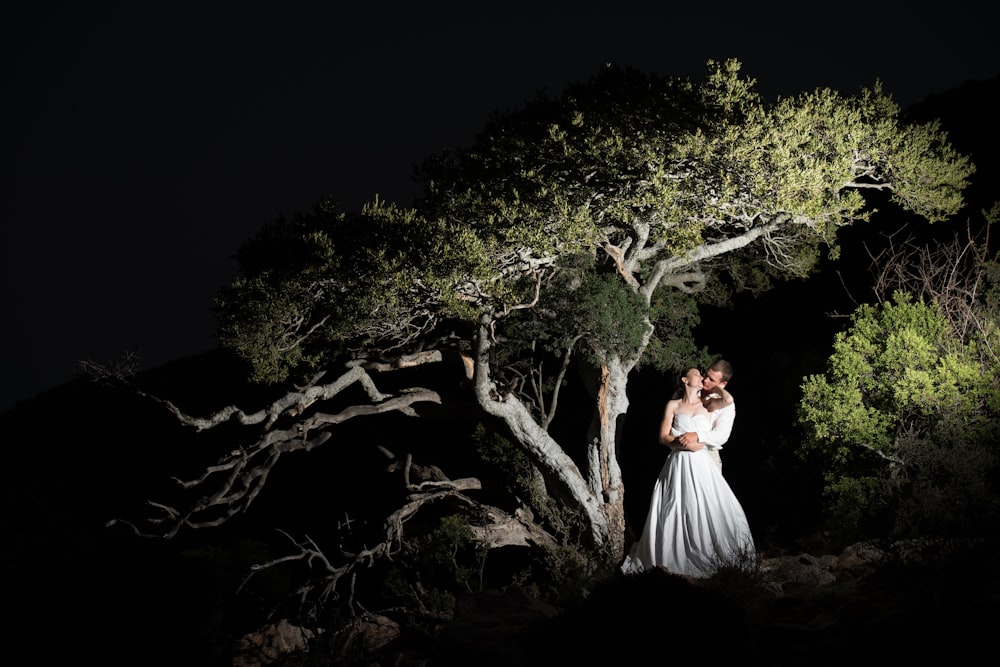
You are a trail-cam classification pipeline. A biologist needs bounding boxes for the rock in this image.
[233,618,317,666]
[759,552,839,591]
[340,613,402,663]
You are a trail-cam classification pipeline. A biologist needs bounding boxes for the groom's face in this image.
[703,369,725,393]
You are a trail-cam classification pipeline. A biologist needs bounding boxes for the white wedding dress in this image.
[621,412,755,578]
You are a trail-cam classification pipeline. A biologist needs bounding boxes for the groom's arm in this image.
[699,402,735,450]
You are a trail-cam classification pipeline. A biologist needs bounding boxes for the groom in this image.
[677,358,735,472]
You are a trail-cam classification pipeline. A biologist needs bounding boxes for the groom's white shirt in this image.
[696,396,735,472]
[701,401,735,451]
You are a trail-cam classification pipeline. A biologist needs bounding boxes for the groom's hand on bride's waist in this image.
[678,432,705,450]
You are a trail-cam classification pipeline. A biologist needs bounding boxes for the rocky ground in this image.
[237,538,997,666]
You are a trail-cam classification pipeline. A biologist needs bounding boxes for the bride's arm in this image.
[659,400,682,449]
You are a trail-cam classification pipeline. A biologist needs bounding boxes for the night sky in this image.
[3,1,998,414]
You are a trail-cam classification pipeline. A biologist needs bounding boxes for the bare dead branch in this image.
[233,455,557,621]
[135,365,402,432]
[865,221,996,363]
[76,349,143,383]
[109,363,445,540]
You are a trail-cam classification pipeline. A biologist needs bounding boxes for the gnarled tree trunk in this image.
[472,316,638,561]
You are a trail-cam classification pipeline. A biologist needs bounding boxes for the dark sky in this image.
[3,1,997,414]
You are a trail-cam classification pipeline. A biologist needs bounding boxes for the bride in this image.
[621,367,756,578]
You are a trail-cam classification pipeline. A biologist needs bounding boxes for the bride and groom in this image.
[675,358,735,471]
[621,359,755,578]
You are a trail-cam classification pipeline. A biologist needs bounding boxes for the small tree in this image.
[796,209,1000,542]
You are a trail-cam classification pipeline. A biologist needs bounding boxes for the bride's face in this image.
[684,368,703,389]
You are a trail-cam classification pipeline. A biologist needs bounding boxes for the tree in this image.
[131,60,974,573]
[796,209,1000,542]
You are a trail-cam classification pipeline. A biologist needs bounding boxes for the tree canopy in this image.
[217,60,973,387]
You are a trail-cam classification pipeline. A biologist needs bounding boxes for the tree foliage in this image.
[217,60,973,391]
